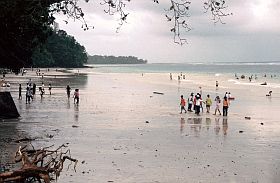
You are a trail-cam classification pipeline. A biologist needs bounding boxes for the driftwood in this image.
[0,144,78,183]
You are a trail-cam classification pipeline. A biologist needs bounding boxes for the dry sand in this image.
[1,68,280,182]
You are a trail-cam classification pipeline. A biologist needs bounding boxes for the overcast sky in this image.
[55,0,280,63]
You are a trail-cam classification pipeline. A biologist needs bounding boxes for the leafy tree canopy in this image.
[32,30,87,68]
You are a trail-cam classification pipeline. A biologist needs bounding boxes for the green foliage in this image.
[0,0,58,69]
[0,0,87,69]
[87,55,147,64]
[32,46,54,68]
[32,30,88,68]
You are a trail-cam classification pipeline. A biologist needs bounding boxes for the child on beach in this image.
[214,96,222,115]
[180,95,187,114]
[205,94,212,113]
[74,89,80,104]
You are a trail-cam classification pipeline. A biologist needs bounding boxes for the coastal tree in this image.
[0,0,230,70]
[32,30,87,67]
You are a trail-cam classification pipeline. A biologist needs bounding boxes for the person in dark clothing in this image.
[19,84,22,100]
[32,83,36,96]
[66,85,71,99]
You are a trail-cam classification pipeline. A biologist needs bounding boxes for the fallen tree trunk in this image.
[0,144,78,183]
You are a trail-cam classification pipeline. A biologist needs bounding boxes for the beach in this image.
[1,65,280,182]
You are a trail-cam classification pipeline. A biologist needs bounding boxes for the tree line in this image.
[32,30,87,68]
[87,55,147,64]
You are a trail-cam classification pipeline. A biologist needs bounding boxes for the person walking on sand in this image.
[214,96,222,115]
[180,95,187,114]
[187,93,194,112]
[205,94,212,113]
[74,89,80,104]
[66,85,71,99]
[194,94,202,115]
[48,83,52,95]
[19,84,22,100]
[223,96,229,116]
[216,81,219,88]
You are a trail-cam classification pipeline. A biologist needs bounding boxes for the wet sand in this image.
[1,69,280,182]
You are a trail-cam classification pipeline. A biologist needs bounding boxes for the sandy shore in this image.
[1,68,280,182]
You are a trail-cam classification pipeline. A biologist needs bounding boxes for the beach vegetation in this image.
[32,30,88,68]
[87,55,147,64]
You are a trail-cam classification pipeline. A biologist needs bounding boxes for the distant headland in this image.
[87,55,147,64]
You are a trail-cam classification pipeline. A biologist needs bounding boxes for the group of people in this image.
[180,91,231,116]
[18,79,80,105]
[19,79,53,104]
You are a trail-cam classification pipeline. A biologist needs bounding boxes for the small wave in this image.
[228,79,280,88]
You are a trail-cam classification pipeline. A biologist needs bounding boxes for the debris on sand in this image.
[72,125,79,128]
[239,130,244,133]
[153,92,164,95]
[245,117,251,120]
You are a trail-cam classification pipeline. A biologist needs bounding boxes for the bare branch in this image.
[100,0,131,32]
[164,0,192,45]
[203,0,232,24]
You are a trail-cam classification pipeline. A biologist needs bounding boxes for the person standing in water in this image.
[66,85,71,99]
[223,96,229,116]
[180,95,187,114]
[205,94,212,113]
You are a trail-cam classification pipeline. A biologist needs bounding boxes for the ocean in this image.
[86,62,280,75]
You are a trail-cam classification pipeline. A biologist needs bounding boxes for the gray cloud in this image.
[55,0,280,63]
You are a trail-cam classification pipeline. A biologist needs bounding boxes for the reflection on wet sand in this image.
[214,118,220,135]
[222,117,228,135]
[180,117,229,136]
[74,104,79,123]
[180,117,185,135]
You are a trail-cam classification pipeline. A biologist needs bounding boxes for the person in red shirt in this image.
[180,95,187,114]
